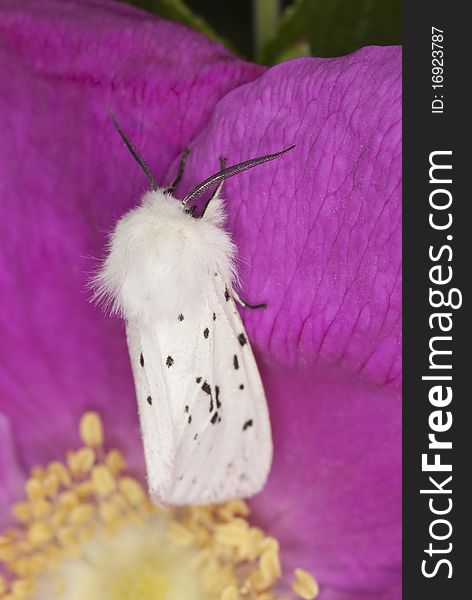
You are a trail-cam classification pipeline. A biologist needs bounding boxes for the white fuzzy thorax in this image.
[94,191,236,323]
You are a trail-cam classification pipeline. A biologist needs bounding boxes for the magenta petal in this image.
[318,582,401,600]
[177,48,401,387]
[251,358,401,595]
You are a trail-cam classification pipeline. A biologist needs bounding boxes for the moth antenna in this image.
[110,113,159,191]
[181,145,296,205]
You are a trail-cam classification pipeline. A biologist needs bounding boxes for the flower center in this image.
[111,562,170,600]
[0,413,319,600]
[52,521,203,600]
[110,559,171,600]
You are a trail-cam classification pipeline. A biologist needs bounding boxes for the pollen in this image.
[79,411,104,446]
[0,412,319,600]
[291,568,320,599]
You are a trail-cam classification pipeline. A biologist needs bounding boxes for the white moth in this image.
[94,116,294,505]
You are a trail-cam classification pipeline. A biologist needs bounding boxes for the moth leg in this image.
[165,147,190,194]
[232,288,267,310]
[201,157,227,218]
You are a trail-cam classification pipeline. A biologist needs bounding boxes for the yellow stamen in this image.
[79,411,104,446]
[106,449,126,474]
[67,447,95,477]
[11,502,31,524]
[24,479,43,502]
[220,584,240,600]
[0,412,319,599]
[91,464,116,496]
[47,462,72,487]
[31,498,52,520]
[168,521,195,546]
[292,568,320,599]
[28,521,53,545]
[31,466,46,481]
[118,477,145,505]
[260,548,282,584]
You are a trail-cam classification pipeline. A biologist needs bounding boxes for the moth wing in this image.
[126,320,176,496]
[126,275,272,505]
[171,276,273,504]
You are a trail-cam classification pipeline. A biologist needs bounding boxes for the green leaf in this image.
[272,39,311,63]
[253,0,281,56]
[258,0,402,64]
[121,0,235,52]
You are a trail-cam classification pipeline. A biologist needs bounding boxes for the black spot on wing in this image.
[215,386,221,409]
[166,356,174,368]
[196,377,202,384]
[212,312,216,321]
[185,405,189,413]
[146,396,152,406]
[243,419,253,431]
[203,327,209,339]
[139,354,144,367]
[194,433,198,440]
[178,314,184,322]
[201,381,213,412]
[238,333,247,346]
[224,288,230,301]
[239,384,244,390]
[188,415,192,424]
[233,355,239,370]
[211,412,219,425]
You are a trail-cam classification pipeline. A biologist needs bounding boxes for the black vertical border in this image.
[404,3,468,599]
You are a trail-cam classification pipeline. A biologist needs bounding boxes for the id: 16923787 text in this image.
[432,26,444,114]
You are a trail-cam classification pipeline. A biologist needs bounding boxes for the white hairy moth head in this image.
[94,189,236,322]
[93,115,294,505]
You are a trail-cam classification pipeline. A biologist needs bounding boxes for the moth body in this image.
[96,187,272,505]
